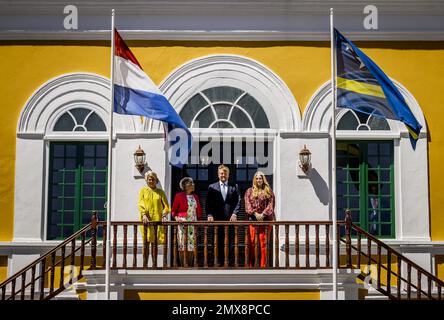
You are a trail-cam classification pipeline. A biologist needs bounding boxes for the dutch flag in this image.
[113,28,192,167]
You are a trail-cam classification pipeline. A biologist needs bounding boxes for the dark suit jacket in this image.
[205,181,241,221]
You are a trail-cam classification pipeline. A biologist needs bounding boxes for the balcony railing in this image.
[99,220,334,270]
[1,211,443,300]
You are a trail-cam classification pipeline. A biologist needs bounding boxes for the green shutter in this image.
[47,142,108,240]
[337,141,395,239]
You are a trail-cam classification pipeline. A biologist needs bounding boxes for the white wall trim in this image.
[43,134,109,141]
[78,268,361,300]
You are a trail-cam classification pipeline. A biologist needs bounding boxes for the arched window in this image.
[14,73,123,242]
[179,86,270,129]
[337,109,390,131]
[50,110,108,239]
[336,108,394,237]
[53,108,106,132]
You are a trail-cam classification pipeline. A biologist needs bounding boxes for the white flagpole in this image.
[330,7,338,300]
[105,8,115,301]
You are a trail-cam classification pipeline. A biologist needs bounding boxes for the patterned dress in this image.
[177,195,197,251]
[244,187,275,267]
[244,188,275,221]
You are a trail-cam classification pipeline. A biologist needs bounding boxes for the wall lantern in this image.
[134,145,146,174]
[299,145,312,173]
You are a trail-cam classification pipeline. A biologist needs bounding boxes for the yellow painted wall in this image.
[0,256,8,282]
[1,41,444,241]
[43,255,103,289]
[340,254,399,287]
[435,255,444,281]
[124,290,320,300]
[41,255,102,300]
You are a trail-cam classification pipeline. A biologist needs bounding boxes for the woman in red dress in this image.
[171,177,203,267]
[244,171,275,268]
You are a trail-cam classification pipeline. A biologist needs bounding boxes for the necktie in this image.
[221,183,227,201]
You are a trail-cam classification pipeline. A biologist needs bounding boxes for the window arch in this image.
[302,79,425,134]
[179,86,270,129]
[17,73,138,135]
[156,54,300,132]
[53,107,106,132]
[337,109,390,131]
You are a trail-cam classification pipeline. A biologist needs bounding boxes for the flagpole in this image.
[330,7,338,300]
[105,8,115,301]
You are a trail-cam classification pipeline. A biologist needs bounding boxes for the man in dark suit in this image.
[206,164,241,267]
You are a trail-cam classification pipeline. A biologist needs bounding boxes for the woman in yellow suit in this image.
[138,171,170,244]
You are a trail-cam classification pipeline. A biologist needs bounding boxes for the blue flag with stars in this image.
[334,28,422,147]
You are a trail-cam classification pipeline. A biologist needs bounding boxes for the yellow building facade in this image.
[2,41,444,241]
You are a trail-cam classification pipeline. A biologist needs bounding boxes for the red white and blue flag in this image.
[113,28,192,167]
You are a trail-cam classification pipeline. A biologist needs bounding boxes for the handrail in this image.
[340,210,443,300]
[0,212,98,300]
[342,239,430,297]
[348,223,444,287]
[99,221,335,226]
[0,223,92,288]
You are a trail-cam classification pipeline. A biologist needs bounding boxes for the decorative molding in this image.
[336,132,401,140]
[43,134,109,141]
[157,54,301,132]
[279,131,330,139]
[189,129,278,141]
[2,30,444,41]
[16,72,144,135]
[115,132,165,139]
[16,132,45,139]
[20,73,102,134]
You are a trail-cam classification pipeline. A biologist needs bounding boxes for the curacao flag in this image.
[334,28,422,148]
[113,28,192,167]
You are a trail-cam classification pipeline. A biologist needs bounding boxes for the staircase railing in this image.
[339,210,443,300]
[0,213,98,300]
